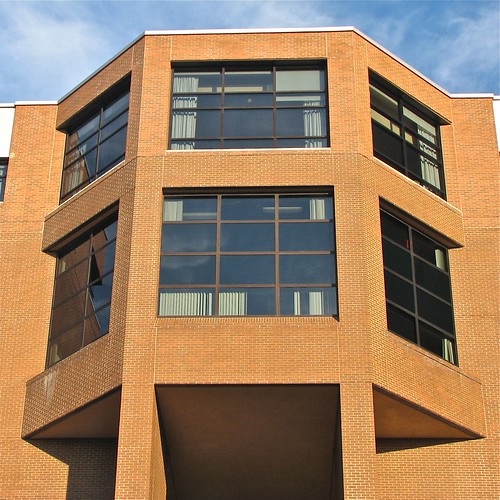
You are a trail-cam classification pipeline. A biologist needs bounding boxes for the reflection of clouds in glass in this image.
[163,224,216,252]
[167,255,212,270]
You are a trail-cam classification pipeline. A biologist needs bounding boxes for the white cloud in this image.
[430,10,499,93]
[0,2,113,101]
[214,1,334,28]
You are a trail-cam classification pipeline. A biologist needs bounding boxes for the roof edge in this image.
[41,27,498,105]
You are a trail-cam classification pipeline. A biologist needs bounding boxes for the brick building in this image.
[0,27,498,499]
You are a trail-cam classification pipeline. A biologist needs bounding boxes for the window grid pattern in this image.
[170,65,328,150]
[159,193,338,317]
[381,210,457,364]
[0,159,7,201]
[60,91,129,202]
[47,217,117,366]
[370,77,446,198]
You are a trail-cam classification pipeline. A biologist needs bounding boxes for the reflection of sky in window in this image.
[162,224,216,252]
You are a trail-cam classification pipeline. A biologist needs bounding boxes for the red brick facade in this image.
[0,28,498,498]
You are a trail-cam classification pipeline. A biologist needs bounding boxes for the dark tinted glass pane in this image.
[84,305,111,345]
[103,93,129,124]
[47,323,83,364]
[280,255,335,284]
[382,239,412,279]
[62,159,92,196]
[276,93,325,107]
[280,287,337,316]
[162,223,216,252]
[164,197,217,221]
[90,242,116,278]
[173,94,221,109]
[58,239,90,274]
[370,85,399,121]
[385,271,415,312]
[381,213,409,248]
[101,111,128,141]
[406,146,423,178]
[69,116,99,147]
[224,94,273,107]
[280,222,334,251]
[220,255,275,284]
[387,304,416,342]
[279,196,333,220]
[417,289,454,333]
[224,110,273,137]
[414,258,451,301]
[171,110,221,139]
[102,220,118,242]
[221,196,274,220]
[65,134,98,164]
[373,124,404,165]
[170,140,222,150]
[276,138,328,148]
[220,223,274,251]
[173,72,221,93]
[88,273,114,312]
[277,109,326,137]
[51,290,86,336]
[218,288,275,316]
[54,259,89,306]
[413,232,447,270]
[224,71,272,92]
[92,225,116,252]
[419,321,446,358]
[159,289,215,316]
[223,139,274,149]
[97,126,127,171]
[194,110,221,138]
[160,255,216,285]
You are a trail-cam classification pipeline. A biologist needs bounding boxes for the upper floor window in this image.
[60,89,129,202]
[381,210,457,364]
[159,191,337,316]
[0,159,7,201]
[46,214,117,366]
[170,64,328,150]
[370,74,446,198]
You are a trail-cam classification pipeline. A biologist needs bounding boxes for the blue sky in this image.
[0,0,498,103]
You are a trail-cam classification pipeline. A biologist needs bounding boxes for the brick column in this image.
[340,382,377,500]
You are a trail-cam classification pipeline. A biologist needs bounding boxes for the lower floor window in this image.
[46,215,117,366]
[381,210,457,364]
[159,191,338,317]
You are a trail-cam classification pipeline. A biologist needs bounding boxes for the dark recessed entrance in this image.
[156,384,343,500]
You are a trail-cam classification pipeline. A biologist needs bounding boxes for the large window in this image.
[381,210,457,364]
[170,64,328,149]
[0,159,7,201]
[60,90,129,202]
[47,215,117,366]
[370,74,446,198]
[159,192,337,316]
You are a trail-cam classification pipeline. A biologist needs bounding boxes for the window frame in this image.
[159,190,338,317]
[380,208,458,364]
[46,211,118,367]
[370,73,447,199]
[0,158,7,201]
[169,62,329,150]
[59,77,130,202]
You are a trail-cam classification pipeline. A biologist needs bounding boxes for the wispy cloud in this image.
[0,0,497,102]
[0,2,113,101]
[430,10,499,93]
